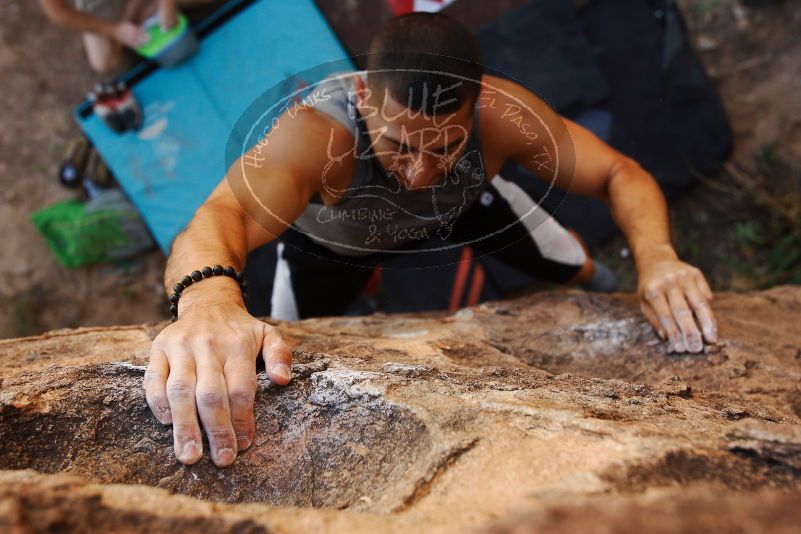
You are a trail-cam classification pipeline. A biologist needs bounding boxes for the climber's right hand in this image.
[144,278,293,467]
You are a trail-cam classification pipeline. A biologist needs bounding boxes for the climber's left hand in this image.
[636,247,717,354]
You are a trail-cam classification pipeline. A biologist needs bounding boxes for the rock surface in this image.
[1,288,801,533]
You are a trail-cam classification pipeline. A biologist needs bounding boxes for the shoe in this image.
[580,259,618,292]
[58,136,91,188]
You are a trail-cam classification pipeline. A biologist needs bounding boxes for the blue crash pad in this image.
[75,0,353,252]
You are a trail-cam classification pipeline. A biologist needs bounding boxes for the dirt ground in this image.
[0,0,799,338]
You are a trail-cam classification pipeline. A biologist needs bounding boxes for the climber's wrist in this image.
[167,267,248,320]
[177,277,245,314]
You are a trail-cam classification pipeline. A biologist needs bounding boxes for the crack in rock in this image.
[393,437,480,512]
[727,419,801,469]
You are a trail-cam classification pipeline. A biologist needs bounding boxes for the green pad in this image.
[31,192,153,269]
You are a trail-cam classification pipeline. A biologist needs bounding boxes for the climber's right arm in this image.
[144,108,353,467]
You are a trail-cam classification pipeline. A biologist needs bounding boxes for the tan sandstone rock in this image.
[1,288,800,533]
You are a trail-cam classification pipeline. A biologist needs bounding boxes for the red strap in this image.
[466,263,485,306]
[386,0,414,16]
[364,265,382,295]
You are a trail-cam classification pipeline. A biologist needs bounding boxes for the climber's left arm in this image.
[482,75,717,353]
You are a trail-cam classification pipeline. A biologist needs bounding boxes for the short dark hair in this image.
[366,13,484,115]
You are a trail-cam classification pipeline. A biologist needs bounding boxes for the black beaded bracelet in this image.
[169,265,248,322]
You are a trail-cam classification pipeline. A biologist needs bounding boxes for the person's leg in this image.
[447,174,615,288]
[269,228,377,320]
[81,32,123,74]
[79,0,149,74]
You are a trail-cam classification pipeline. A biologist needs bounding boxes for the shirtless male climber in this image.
[144,13,718,467]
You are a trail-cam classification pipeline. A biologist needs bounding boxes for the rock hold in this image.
[1,288,801,532]
[657,376,693,398]
[727,418,801,469]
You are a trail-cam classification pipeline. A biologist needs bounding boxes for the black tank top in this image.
[292,71,488,257]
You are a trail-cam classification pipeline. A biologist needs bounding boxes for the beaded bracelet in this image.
[169,265,248,322]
